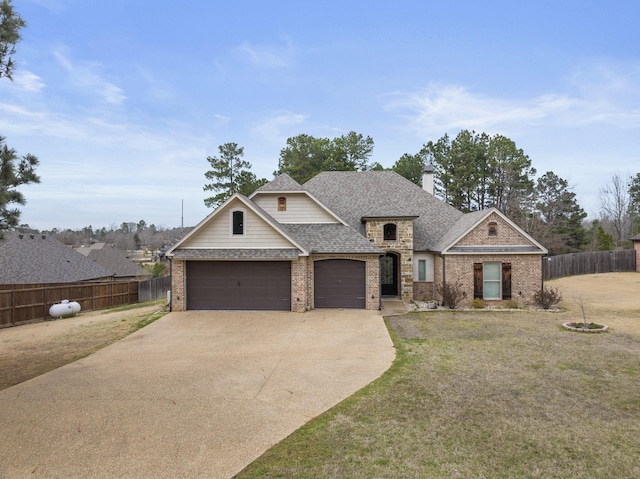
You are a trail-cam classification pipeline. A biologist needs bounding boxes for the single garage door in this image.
[186,261,291,310]
[314,259,366,309]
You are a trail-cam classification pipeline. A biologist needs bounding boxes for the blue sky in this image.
[2,0,639,230]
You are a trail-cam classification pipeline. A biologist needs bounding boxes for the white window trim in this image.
[413,253,434,282]
[483,262,501,300]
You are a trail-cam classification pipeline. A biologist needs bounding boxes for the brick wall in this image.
[413,281,436,301]
[635,241,640,272]
[445,254,542,306]
[291,257,307,312]
[365,218,414,300]
[457,212,536,247]
[170,259,185,311]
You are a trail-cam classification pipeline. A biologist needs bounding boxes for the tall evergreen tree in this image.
[416,130,535,221]
[531,171,587,254]
[0,1,40,236]
[275,131,374,183]
[203,143,266,208]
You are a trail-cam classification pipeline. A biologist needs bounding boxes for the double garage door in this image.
[186,261,291,311]
[185,259,366,311]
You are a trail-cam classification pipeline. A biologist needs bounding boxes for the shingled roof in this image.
[0,232,114,284]
[254,173,303,192]
[280,223,383,254]
[303,171,464,252]
[76,243,148,278]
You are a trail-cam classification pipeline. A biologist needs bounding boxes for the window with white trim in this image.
[418,259,426,281]
[483,262,501,299]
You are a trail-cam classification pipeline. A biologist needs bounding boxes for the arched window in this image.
[232,210,244,235]
[278,196,287,211]
[488,221,497,237]
[383,223,397,241]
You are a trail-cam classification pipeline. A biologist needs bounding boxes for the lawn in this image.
[0,300,167,391]
[236,273,640,479]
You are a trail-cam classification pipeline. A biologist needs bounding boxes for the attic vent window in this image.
[488,222,498,237]
[232,210,244,235]
[278,196,287,211]
[383,223,397,241]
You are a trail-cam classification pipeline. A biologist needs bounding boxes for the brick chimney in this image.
[422,164,434,195]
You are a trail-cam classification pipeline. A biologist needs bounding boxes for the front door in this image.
[381,253,399,296]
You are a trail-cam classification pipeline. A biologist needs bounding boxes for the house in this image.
[0,232,114,285]
[166,170,547,312]
[75,242,149,281]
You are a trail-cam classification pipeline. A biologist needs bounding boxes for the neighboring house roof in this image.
[75,243,148,278]
[0,232,114,284]
[303,171,464,251]
[631,234,640,241]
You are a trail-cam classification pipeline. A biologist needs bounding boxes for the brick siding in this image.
[457,212,537,247]
[291,257,307,312]
[170,259,185,311]
[445,254,542,306]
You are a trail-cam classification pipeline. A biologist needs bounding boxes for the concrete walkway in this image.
[0,310,394,478]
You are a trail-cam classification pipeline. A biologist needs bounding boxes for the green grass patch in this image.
[236,311,640,479]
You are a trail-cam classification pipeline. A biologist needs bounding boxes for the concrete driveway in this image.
[0,309,394,478]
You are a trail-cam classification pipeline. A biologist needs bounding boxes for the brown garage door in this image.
[186,261,291,310]
[314,259,366,309]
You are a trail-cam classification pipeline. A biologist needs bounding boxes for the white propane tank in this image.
[49,300,81,318]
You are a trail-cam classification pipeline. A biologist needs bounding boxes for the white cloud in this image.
[235,38,295,69]
[386,64,640,138]
[12,71,46,93]
[53,49,126,105]
[252,110,308,142]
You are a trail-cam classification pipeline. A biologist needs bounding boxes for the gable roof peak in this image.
[254,173,303,193]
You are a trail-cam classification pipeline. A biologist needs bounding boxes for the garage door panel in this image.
[314,259,366,309]
[186,261,291,310]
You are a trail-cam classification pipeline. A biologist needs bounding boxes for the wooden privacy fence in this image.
[138,276,171,303]
[0,281,139,328]
[543,249,636,280]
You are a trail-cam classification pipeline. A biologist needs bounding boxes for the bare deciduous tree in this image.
[598,173,632,247]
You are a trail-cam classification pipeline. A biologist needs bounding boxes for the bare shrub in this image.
[534,286,563,309]
[437,280,464,309]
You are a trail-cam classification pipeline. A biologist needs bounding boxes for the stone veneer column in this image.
[170,259,185,311]
[365,218,414,301]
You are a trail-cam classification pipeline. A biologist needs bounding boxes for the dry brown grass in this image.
[238,273,640,479]
[0,301,166,391]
